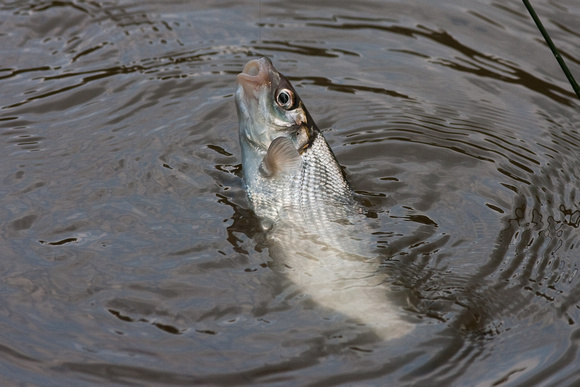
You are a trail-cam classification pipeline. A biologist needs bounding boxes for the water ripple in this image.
[1,0,580,385]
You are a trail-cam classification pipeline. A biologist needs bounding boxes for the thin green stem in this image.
[522,0,580,100]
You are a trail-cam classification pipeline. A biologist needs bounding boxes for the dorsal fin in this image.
[259,136,302,178]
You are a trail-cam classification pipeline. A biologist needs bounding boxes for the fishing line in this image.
[523,0,580,100]
[259,0,262,48]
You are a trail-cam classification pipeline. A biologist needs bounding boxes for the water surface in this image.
[1,0,579,385]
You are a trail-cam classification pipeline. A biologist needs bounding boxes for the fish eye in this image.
[276,88,294,110]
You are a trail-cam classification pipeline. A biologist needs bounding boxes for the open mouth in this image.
[237,58,272,94]
[241,60,261,77]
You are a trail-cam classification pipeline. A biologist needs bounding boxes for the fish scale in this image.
[248,132,361,252]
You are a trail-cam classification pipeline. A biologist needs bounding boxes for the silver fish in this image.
[235,57,413,339]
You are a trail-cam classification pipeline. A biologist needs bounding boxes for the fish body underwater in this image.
[235,57,413,340]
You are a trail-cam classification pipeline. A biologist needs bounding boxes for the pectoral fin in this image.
[259,136,302,178]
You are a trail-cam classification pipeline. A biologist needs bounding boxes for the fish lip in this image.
[237,57,273,96]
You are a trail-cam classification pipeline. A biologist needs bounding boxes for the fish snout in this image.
[242,60,261,76]
[237,58,273,97]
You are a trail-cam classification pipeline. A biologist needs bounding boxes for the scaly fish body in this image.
[235,58,412,339]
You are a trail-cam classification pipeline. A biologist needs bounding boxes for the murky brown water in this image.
[1,0,579,385]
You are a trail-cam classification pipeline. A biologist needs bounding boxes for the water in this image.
[1,0,579,385]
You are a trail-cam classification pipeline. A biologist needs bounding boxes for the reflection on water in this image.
[0,0,579,385]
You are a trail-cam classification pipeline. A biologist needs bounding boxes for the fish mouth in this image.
[237,57,273,96]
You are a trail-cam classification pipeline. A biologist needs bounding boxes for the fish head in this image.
[235,57,315,157]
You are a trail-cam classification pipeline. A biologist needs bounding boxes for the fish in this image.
[235,57,413,340]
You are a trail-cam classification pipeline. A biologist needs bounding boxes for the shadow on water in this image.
[307,19,577,106]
